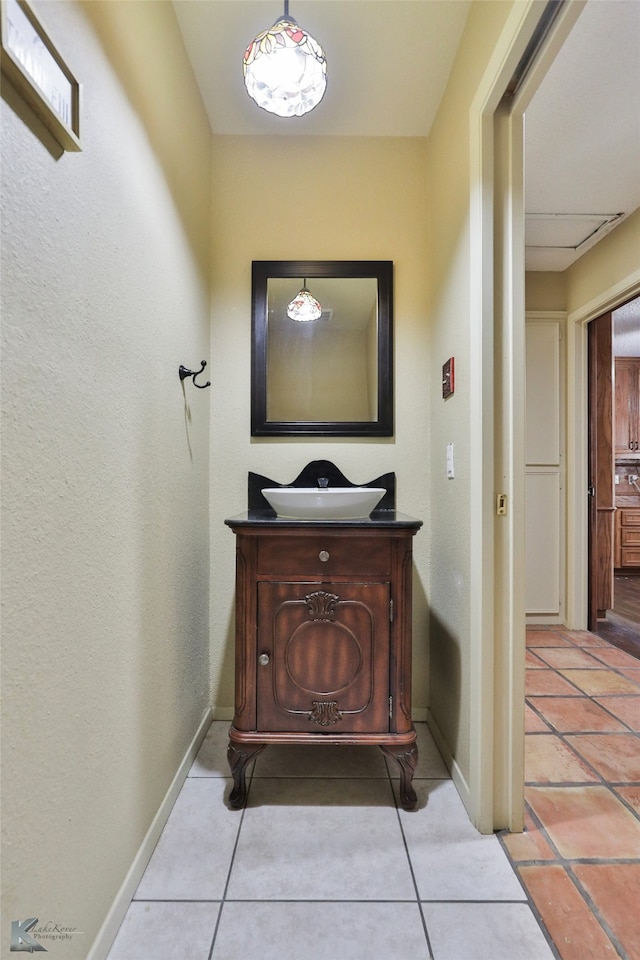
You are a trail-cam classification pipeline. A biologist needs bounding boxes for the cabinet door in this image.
[614,358,640,455]
[257,581,390,733]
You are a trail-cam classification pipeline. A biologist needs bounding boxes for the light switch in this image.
[446,443,454,479]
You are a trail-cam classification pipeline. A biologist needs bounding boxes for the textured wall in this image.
[208,135,431,720]
[0,2,211,956]
[425,0,519,793]
[525,272,567,312]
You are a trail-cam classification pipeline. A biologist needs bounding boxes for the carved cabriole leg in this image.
[227,741,265,809]
[380,743,418,811]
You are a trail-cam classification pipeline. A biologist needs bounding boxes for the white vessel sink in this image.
[262,486,386,520]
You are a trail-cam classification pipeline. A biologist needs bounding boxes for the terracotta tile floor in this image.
[501,626,640,960]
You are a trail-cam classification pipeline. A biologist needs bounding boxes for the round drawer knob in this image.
[318,550,330,562]
[258,653,270,666]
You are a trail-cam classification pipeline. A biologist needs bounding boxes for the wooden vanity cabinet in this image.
[224,520,421,810]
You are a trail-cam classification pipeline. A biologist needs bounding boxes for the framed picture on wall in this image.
[1,0,81,151]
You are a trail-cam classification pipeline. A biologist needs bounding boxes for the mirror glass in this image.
[251,261,393,436]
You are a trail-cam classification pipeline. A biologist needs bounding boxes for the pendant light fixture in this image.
[243,1,327,118]
[287,280,322,322]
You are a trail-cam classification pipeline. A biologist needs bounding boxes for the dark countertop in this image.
[225,510,423,530]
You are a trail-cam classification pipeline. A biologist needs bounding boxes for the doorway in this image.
[588,296,640,657]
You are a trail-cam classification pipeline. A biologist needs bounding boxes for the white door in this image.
[525,314,565,623]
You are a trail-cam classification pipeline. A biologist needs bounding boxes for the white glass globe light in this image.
[287,282,323,322]
[243,15,327,118]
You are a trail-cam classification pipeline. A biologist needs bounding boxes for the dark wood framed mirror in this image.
[251,260,394,437]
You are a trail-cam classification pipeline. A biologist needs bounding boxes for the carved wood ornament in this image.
[304,590,339,619]
[309,700,343,726]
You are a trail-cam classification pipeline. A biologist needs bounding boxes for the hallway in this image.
[503,626,640,959]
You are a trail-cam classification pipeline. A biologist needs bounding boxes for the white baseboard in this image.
[425,707,472,817]
[87,707,212,960]
[526,615,563,625]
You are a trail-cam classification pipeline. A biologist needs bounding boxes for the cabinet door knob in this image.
[258,653,270,666]
[318,550,330,562]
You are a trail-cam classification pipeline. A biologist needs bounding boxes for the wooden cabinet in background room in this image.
[614,358,640,457]
[615,507,640,569]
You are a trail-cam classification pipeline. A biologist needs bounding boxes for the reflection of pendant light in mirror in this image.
[243,1,327,118]
[287,280,322,322]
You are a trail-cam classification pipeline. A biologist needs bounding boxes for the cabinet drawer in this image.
[622,528,640,546]
[257,535,391,577]
[620,508,640,526]
[621,547,640,566]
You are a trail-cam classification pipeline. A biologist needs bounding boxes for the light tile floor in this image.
[107,722,555,960]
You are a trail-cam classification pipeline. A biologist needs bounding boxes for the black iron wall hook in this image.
[179,360,210,389]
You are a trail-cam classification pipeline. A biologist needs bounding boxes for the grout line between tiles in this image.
[526,689,639,736]
[529,648,640,684]
[388,774,434,960]
[206,903,223,960]
[220,897,421,903]
[131,898,220,903]
[564,864,632,960]
[524,703,639,950]
[524,626,640,959]
[524,764,640,821]
[525,666,640,797]
[497,832,563,960]
[611,789,640,822]
[518,801,564,862]
[206,770,253,960]
[510,857,640,867]
[415,897,549,905]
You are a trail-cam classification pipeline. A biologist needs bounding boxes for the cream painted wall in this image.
[525,271,567,312]
[1,2,211,956]
[566,207,640,317]
[209,136,431,718]
[425,0,520,798]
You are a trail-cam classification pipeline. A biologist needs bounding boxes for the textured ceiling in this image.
[524,0,640,272]
[173,0,470,137]
[174,0,640,276]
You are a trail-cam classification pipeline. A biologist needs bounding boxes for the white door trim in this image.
[467,0,586,832]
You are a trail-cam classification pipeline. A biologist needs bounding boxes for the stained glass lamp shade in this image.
[287,281,322,322]
[243,6,327,118]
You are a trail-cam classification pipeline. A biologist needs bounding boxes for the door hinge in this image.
[389,599,394,622]
[588,485,595,497]
[389,696,393,719]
